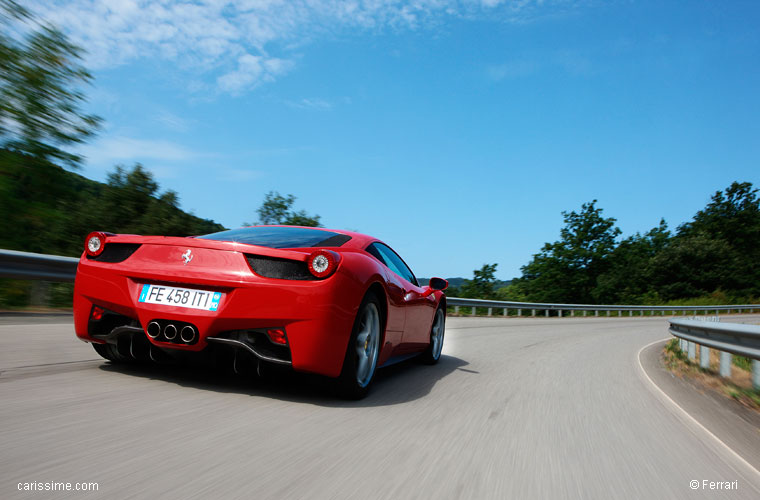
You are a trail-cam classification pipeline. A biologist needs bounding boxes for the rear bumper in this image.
[73,259,361,377]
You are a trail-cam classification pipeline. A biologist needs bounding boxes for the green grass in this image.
[733,355,752,371]
[665,338,687,362]
[725,386,760,406]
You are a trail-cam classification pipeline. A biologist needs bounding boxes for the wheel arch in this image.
[365,281,388,344]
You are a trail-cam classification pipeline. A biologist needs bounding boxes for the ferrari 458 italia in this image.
[74,225,448,398]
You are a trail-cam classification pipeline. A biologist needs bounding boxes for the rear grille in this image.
[245,254,315,280]
[87,243,141,263]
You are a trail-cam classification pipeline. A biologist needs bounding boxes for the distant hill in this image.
[0,151,225,257]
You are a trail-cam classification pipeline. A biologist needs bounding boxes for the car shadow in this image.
[97,353,471,407]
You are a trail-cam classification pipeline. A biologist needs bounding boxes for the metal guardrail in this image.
[668,318,760,389]
[446,297,760,316]
[0,249,79,282]
[2,248,760,317]
[3,249,760,387]
[669,318,760,360]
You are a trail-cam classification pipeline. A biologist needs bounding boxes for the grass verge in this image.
[663,339,760,411]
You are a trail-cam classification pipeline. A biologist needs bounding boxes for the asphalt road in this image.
[2,315,760,499]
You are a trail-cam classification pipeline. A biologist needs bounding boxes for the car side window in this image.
[366,242,418,286]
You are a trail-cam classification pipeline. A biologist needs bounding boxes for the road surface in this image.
[2,315,759,499]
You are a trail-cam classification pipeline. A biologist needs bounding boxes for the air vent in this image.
[86,243,141,263]
[245,255,316,280]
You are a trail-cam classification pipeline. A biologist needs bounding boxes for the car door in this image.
[366,242,435,349]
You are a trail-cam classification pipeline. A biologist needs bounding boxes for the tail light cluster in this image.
[246,250,341,280]
[85,231,107,257]
[84,232,140,262]
[307,250,340,278]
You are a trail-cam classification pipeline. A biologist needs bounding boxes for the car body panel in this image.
[73,226,445,378]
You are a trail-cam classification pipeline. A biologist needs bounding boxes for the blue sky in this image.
[34,0,760,280]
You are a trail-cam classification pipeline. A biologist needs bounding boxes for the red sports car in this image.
[74,225,448,398]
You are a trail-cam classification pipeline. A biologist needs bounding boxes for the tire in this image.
[420,306,445,365]
[337,292,383,399]
[92,342,130,363]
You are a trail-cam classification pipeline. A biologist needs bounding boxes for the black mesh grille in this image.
[314,234,351,247]
[87,243,141,263]
[245,255,316,280]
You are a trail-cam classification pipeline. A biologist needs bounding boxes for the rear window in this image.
[197,226,351,249]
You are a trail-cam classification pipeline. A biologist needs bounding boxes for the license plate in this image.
[138,284,223,311]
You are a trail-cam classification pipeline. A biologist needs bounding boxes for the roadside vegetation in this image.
[663,339,760,411]
[450,182,760,311]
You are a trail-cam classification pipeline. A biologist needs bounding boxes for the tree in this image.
[459,263,499,299]
[679,181,760,257]
[651,181,760,299]
[0,0,101,166]
[516,200,621,303]
[254,191,321,227]
[593,219,670,303]
[96,164,224,237]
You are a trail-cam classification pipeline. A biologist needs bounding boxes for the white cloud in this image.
[154,110,195,132]
[285,97,333,110]
[219,168,263,181]
[32,1,570,95]
[217,54,292,94]
[81,136,199,167]
[487,50,594,81]
[487,60,541,80]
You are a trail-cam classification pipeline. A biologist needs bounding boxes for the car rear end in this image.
[74,227,363,377]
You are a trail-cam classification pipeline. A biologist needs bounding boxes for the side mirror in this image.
[429,277,448,291]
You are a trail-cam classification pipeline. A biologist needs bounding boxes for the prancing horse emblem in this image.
[181,249,193,265]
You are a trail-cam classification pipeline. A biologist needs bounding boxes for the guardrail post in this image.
[687,341,696,361]
[517,309,521,317]
[679,339,686,352]
[559,310,563,317]
[595,310,598,317]
[487,307,492,316]
[720,352,732,378]
[606,310,610,317]
[503,308,507,316]
[471,307,476,316]
[583,310,587,317]
[545,310,549,317]
[754,361,760,390]
[531,309,536,317]
[699,345,710,369]
[454,306,459,315]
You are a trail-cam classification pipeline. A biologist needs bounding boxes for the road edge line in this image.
[636,338,760,481]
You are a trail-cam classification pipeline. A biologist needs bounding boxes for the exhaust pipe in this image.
[147,321,161,339]
[180,325,196,344]
[164,324,177,340]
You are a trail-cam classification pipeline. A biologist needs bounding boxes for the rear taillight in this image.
[85,231,107,257]
[266,328,288,345]
[90,305,105,321]
[307,250,340,278]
